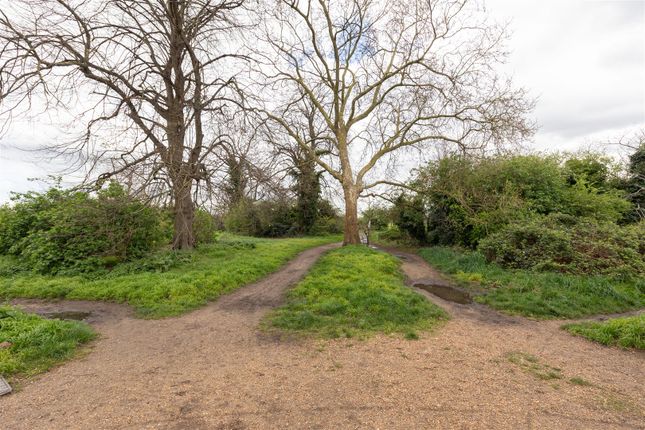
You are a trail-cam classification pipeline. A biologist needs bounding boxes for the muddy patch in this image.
[413,281,473,304]
[38,311,92,321]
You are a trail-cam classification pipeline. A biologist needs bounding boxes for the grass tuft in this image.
[563,314,644,350]
[507,351,563,380]
[265,246,448,339]
[419,247,644,319]
[0,306,96,381]
[0,235,340,318]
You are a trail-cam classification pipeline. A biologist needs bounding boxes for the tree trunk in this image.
[343,187,361,245]
[172,182,195,250]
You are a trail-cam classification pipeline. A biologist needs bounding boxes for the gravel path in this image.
[2,244,643,429]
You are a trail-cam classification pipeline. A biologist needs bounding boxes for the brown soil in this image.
[2,245,644,429]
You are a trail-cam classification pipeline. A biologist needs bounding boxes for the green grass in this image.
[265,246,448,339]
[563,314,645,350]
[0,235,340,318]
[0,306,96,381]
[419,247,644,319]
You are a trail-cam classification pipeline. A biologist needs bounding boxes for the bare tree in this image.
[0,0,245,249]
[250,0,534,244]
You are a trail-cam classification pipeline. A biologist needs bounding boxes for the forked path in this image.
[2,245,644,429]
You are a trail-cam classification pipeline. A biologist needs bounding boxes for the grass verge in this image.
[0,306,96,382]
[0,235,339,318]
[419,247,644,319]
[562,314,644,350]
[265,246,448,339]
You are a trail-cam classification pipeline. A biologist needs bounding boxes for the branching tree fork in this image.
[251,0,534,244]
[0,0,245,249]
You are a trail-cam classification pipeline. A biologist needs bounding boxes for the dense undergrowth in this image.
[266,246,448,338]
[374,150,645,280]
[0,306,96,381]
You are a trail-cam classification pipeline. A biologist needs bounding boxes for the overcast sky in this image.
[1,0,644,203]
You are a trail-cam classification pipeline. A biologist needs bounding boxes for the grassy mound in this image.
[0,306,96,381]
[266,246,448,338]
[0,235,339,318]
[563,314,644,350]
[419,247,644,319]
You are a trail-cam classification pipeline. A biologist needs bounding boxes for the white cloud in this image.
[1,0,644,202]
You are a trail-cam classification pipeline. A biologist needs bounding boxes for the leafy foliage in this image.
[395,154,631,248]
[563,314,644,350]
[224,198,341,237]
[266,246,448,338]
[478,214,644,277]
[192,208,220,245]
[621,143,645,223]
[0,306,96,380]
[0,183,168,274]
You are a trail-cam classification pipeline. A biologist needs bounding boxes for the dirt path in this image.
[2,245,644,429]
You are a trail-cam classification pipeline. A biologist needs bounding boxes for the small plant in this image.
[569,377,593,386]
[507,351,563,380]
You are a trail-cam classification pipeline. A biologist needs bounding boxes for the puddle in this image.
[414,282,473,304]
[39,311,92,321]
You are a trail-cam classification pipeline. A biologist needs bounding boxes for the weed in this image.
[569,377,593,386]
[507,351,563,380]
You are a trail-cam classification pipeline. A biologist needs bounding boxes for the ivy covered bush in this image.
[0,182,169,274]
[478,214,644,277]
[387,149,644,278]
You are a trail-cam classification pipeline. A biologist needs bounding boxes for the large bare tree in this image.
[251,0,534,244]
[0,0,244,249]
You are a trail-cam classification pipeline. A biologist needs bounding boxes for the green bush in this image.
[309,216,343,235]
[224,198,342,237]
[478,214,644,277]
[193,208,219,245]
[398,154,632,248]
[0,182,168,274]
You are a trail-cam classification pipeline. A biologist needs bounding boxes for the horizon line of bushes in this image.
[370,147,644,278]
[0,180,342,276]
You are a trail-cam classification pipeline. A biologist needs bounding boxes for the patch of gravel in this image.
[2,244,643,429]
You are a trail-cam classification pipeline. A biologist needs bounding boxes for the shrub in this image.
[478,214,644,277]
[0,182,167,274]
[193,208,219,245]
[396,153,632,248]
[224,199,297,237]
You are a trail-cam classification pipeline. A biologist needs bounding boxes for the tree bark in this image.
[172,181,195,250]
[343,187,361,245]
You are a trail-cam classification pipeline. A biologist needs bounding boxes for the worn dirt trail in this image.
[2,245,644,429]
